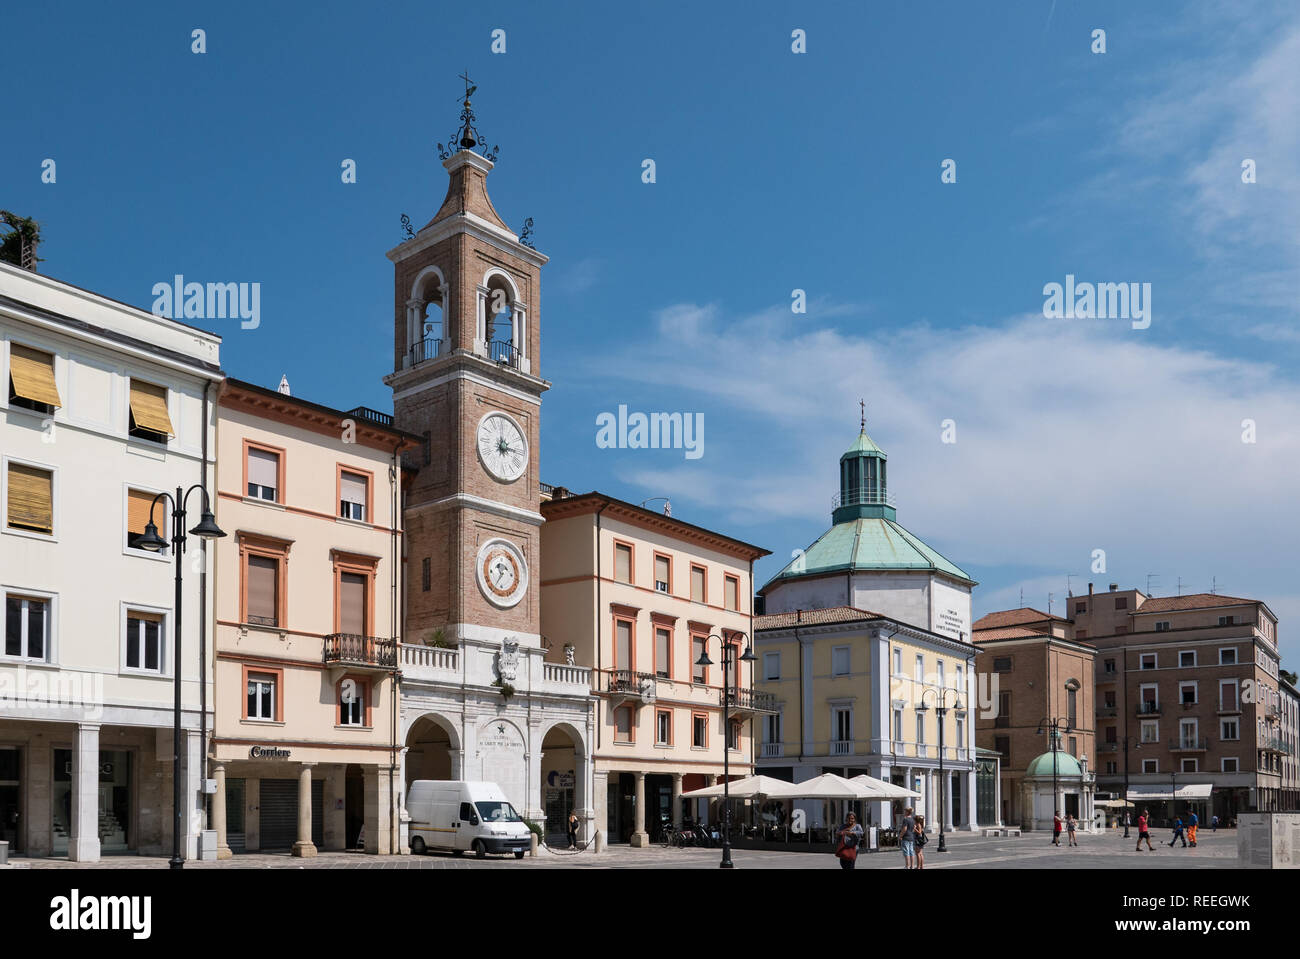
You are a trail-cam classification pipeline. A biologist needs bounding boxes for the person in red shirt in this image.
[1135,809,1155,851]
[1052,811,1063,846]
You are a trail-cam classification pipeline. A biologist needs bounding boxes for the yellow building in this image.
[209,378,417,856]
[540,490,771,845]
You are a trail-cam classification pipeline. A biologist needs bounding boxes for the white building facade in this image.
[0,260,222,860]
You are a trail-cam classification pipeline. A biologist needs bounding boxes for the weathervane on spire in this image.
[437,72,500,162]
[860,398,866,432]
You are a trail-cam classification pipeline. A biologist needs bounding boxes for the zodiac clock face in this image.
[476,538,528,608]
[476,412,528,482]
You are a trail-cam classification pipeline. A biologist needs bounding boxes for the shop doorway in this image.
[51,748,131,855]
[257,778,323,850]
[345,765,364,850]
[0,747,20,853]
[225,778,246,853]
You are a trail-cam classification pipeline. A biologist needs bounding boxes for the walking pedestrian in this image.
[566,811,580,850]
[1187,811,1199,847]
[1211,814,1219,833]
[1135,809,1155,851]
[1168,816,1186,848]
[1052,811,1063,846]
[913,815,928,869]
[1066,813,1078,847]
[834,812,863,870]
[899,806,916,869]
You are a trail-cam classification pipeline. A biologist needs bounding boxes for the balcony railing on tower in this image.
[408,337,443,368]
[831,488,896,510]
[323,633,398,670]
[488,340,522,370]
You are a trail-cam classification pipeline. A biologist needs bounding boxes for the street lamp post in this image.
[138,485,225,870]
[1035,717,1071,838]
[916,687,962,853]
[695,632,756,869]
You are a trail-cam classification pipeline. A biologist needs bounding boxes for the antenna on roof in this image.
[1146,573,1159,596]
[1177,577,1183,596]
[1047,592,1054,615]
[1211,576,1221,595]
[1019,587,1024,608]
[860,398,866,432]
[1066,573,1075,598]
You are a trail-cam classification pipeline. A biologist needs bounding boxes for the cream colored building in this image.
[0,259,221,860]
[210,378,416,856]
[755,607,980,831]
[540,490,771,845]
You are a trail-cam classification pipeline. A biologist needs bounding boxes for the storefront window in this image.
[52,749,132,855]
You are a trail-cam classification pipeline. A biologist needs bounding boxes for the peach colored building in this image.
[972,607,1097,828]
[209,378,417,856]
[540,490,771,846]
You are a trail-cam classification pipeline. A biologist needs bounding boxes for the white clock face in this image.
[477,412,528,482]
[476,538,528,608]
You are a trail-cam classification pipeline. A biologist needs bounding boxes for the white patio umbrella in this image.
[848,774,922,799]
[785,773,877,799]
[680,775,802,799]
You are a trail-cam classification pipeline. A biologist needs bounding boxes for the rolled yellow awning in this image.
[8,344,61,409]
[129,380,174,437]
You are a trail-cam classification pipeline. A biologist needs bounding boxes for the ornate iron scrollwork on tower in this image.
[437,73,500,162]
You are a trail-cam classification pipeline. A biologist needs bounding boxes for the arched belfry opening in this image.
[406,267,446,367]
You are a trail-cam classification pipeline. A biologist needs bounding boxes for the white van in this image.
[406,781,531,859]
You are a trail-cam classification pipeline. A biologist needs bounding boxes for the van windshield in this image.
[475,801,522,823]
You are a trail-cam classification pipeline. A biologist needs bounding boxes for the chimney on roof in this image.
[1109,583,1118,592]
[796,609,802,623]
[1088,583,1094,595]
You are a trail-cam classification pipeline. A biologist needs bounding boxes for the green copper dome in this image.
[1026,750,1083,778]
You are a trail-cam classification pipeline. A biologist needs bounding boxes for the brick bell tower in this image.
[385,81,549,650]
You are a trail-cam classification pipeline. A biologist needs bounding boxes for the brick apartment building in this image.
[1071,583,1292,822]
[972,608,1096,827]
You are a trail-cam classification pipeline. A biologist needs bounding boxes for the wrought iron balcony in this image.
[323,633,398,670]
[831,488,896,510]
[1136,701,1162,717]
[1168,738,1208,752]
[725,686,779,715]
[488,340,522,370]
[599,669,657,708]
[408,337,442,368]
[1097,705,1118,717]
[1098,742,1120,752]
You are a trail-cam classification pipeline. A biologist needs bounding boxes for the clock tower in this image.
[384,86,548,649]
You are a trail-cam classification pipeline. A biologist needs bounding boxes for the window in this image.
[1115,597,1128,610]
[1178,719,1197,747]
[1180,682,1196,706]
[1218,615,1235,626]
[915,712,925,745]
[893,707,904,744]
[692,635,707,683]
[832,646,850,677]
[655,626,671,679]
[993,735,1010,759]
[1220,680,1238,711]
[1221,719,1239,741]
[690,565,706,603]
[1105,725,1117,743]
[246,672,277,721]
[1219,648,1237,666]
[955,664,964,692]
[127,378,173,443]
[124,610,163,673]
[1222,757,1239,773]
[4,593,49,660]
[654,554,670,594]
[1179,650,1195,668]
[615,618,634,671]
[656,709,672,745]
[996,691,1011,727]
[614,706,633,743]
[246,446,281,502]
[339,470,368,521]
[338,678,367,727]
[1181,759,1198,773]
[727,720,741,751]
[1068,687,1077,725]
[893,648,902,674]
[421,557,431,592]
[7,343,61,413]
[956,715,965,747]
[1103,658,1116,674]
[1104,690,1116,707]
[914,654,924,683]
[937,660,945,687]
[764,651,780,681]
[339,571,368,635]
[125,487,169,553]
[834,707,852,743]
[1140,653,1156,670]
[1068,735,1077,756]
[1105,762,1117,774]
[245,553,281,627]
[1140,685,1158,712]
[5,460,53,535]
[614,543,632,584]
[764,713,781,745]
[1156,621,1171,632]
[1074,601,1086,615]
[1140,720,1159,744]
[1142,759,1158,774]
[993,656,1012,673]
[692,713,707,748]
[724,575,739,611]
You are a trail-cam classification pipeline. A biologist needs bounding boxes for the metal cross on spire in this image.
[860,398,866,432]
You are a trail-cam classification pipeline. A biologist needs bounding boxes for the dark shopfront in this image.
[607,772,675,842]
[0,747,20,851]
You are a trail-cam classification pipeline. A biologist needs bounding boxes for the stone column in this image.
[593,770,609,848]
[943,770,954,829]
[292,764,317,857]
[629,771,649,847]
[213,763,232,859]
[966,767,978,831]
[69,723,100,862]
[671,773,683,827]
[364,765,395,855]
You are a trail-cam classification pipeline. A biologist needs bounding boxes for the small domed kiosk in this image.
[1020,732,1097,833]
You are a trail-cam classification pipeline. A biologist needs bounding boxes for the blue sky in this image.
[5,1,1298,660]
